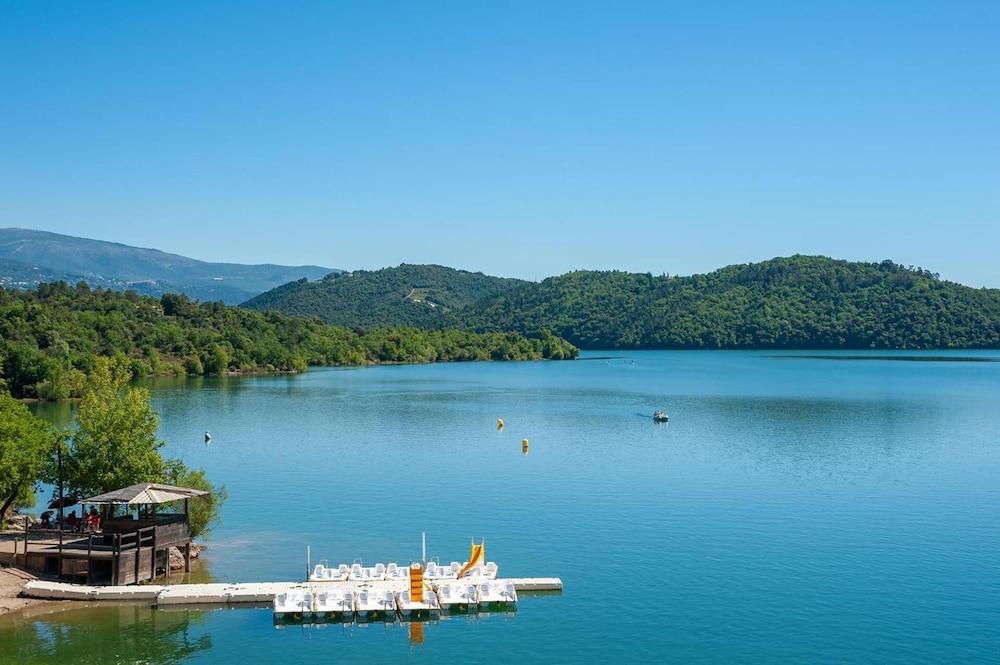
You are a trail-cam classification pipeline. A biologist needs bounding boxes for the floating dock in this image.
[21,577,562,606]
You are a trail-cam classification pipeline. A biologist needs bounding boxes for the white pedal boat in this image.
[273,590,313,620]
[309,563,349,582]
[436,581,478,613]
[424,561,459,580]
[347,562,386,581]
[355,589,396,620]
[458,561,499,579]
[315,589,354,619]
[384,562,410,581]
[395,588,441,618]
[476,580,517,609]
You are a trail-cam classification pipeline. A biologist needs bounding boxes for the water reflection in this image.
[1,605,211,664]
[273,610,517,648]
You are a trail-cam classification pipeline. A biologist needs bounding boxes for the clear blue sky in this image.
[2,2,998,285]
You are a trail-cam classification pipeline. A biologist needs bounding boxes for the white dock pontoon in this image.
[22,538,557,627]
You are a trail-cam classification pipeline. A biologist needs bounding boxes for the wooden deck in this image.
[0,514,194,585]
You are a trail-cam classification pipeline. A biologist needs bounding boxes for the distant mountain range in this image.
[0,228,335,303]
[243,257,1000,349]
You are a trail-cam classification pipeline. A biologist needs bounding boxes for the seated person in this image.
[65,512,79,530]
[88,507,101,531]
[39,511,52,528]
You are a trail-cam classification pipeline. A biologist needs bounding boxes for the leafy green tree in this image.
[35,363,87,400]
[0,393,60,524]
[201,344,230,375]
[61,355,166,497]
[184,355,204,376]
[1,342,52,398]
[163,461,228,538]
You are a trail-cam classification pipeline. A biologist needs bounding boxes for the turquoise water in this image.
[4,350,1000,663]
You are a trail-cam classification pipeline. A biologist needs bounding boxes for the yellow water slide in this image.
[457,540,485,578]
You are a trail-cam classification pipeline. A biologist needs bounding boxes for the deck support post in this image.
[184,542,191,573]
[112,533,120,586]
[86,534,93,586]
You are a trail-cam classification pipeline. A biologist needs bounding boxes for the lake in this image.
[4,350,1000,663]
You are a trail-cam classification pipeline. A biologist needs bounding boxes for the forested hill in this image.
[465,256,1000,349]
[0,283,577,400]
[242,264,526,328]
[245,256,1000,350]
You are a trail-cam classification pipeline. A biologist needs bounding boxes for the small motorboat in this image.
[653,409,669,423]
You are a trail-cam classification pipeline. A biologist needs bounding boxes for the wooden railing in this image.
[109,518,191,584]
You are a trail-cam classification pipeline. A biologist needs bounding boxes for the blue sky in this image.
[2,1,998,285]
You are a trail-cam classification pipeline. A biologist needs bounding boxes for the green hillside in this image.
[0,283,577,400]
[465,256,1000,349]
[242,264,525,328]
[246,256,1000,350]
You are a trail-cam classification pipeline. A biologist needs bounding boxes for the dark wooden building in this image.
[32,483,208,585]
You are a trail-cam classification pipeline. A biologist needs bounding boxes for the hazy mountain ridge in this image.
[0,228,336,303]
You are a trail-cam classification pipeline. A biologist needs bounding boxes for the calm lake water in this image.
[4,350,1000,663]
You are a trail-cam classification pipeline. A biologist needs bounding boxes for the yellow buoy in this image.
[497,418,504,431]
[521,438,529,454]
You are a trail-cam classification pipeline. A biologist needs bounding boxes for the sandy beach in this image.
[0,567,55,615]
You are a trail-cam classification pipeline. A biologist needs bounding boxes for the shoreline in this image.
[0,541,207,618]
[0,568,64,616]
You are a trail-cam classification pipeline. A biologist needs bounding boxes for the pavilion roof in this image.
[81,483,208,505]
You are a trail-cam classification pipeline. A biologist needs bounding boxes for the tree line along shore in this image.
[0,282,578,401]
